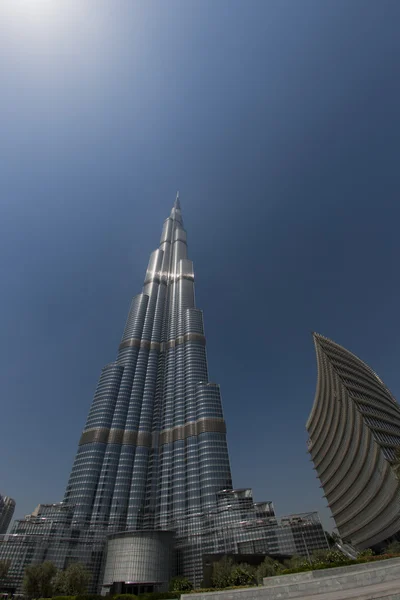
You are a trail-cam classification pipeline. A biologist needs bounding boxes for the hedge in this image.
[279,553,400,576]
[138,593,179,600]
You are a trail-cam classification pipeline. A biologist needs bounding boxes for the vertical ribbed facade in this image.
[64,196,232,541]
[307,333,400,550]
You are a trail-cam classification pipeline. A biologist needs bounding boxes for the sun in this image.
[0,0,72,44]
[1,0,62,23]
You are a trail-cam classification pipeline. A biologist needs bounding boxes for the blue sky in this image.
[1,0,399,531]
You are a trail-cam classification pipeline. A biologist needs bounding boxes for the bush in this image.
[113,595,137,600]
[255,557,284,582]
[358,548,374,558]
[283,555,308,570]
[75,595,103,600]
[23,561,58,599]
[138,593,179,600]
[384,541,400,555]
[169,577,193,592]
[53,597,76,600]
[211,556,234,588]
[229,564,255,587]
[182,554,400,595]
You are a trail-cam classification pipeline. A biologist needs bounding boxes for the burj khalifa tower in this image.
[64,195,232,582]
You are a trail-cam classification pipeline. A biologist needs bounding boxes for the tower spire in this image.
[174,191,181,209]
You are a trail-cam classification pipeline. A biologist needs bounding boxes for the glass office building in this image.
[307,333,400,551]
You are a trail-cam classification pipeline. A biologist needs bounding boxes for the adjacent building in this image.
[307,333,400,551]
[0,503,99,592]
[0,197,328,593]
[0,495,15,534]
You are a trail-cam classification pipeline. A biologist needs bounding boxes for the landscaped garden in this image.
[2,542,400,600]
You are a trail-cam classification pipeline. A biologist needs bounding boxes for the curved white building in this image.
[307,333,400,551]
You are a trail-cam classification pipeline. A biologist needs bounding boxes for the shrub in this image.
[211,556,234,588]
[23,561,58,599]
[255,557,284,582]
[311,549,330,562]
[169,577,193,592]
[229,564,255,587]
[0,559,11,581]
[384,541,400,555]
[283,555,308,570]
[53,572,69,596]
[53,596,76,600]
[75,594,103,600]
[138,593,179,600]
[358,548,374,558]
[113,595,138,600]
[182,554,400,595]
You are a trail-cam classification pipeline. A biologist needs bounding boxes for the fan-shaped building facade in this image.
[307,333,400,550]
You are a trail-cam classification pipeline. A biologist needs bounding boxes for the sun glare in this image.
[0,0,95,55]
[4,0,56,16]
[0,0,63,32]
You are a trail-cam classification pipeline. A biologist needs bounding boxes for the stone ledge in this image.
[183,557,400,600]
[263,556,400,586]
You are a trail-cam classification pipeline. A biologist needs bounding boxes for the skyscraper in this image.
[0,495,15,535]
[307,333,400,551]
[64,194,232,532]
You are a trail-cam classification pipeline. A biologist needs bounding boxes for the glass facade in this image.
[0,504,106,595]
[103,532,176,594]
[172,489,327,585]
[64,197,232,537]
[60,196,232,561]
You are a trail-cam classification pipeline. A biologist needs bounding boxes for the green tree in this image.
[385,541,400,555]
[326,550,349,564]
[169,576,193,592]
[284,555,307,570]
[0,559,11,581]
[255,557,283,583]
[229,563,255,587]
[311,549,330,562]
[211,556,234,588]
[22,564,40,599]
[23,561,57,599]
[64,563,91,595]
[0,559,11,591]
[52,569,68,595]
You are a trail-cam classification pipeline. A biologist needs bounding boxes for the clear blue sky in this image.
[1,0,399,532]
